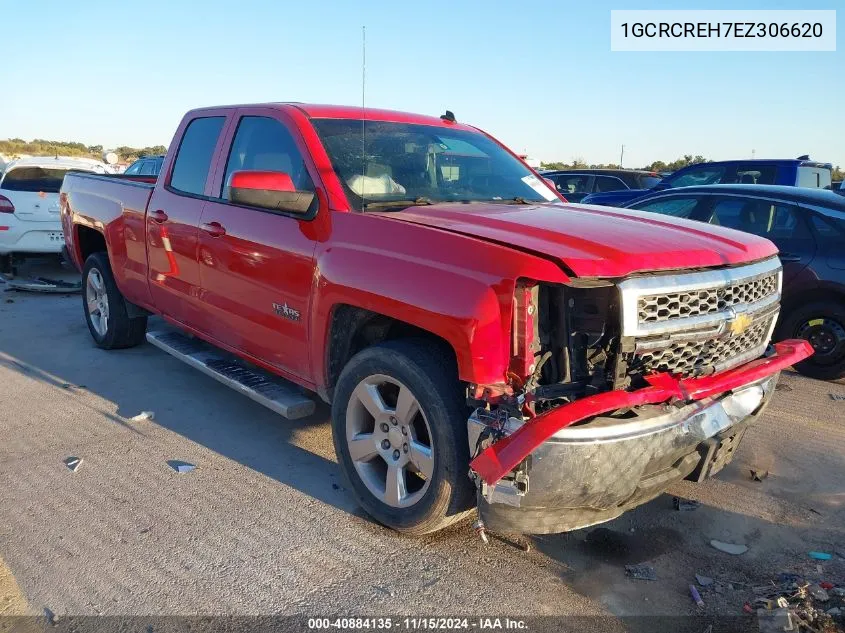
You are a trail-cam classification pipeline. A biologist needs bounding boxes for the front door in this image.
[146,115,228,325]
[196,110,320,381]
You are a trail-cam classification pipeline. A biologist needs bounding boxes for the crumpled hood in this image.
[379,202,778,278]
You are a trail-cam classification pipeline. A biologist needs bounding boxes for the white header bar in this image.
[611,10,836,51]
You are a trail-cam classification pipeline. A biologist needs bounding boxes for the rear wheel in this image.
[779,300,845,381]
[331,339,474,535]
[82,252,147,349]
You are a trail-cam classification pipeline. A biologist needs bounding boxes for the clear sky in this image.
[2,0,842,168]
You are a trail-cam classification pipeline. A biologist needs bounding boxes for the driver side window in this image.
[220,116,314,201]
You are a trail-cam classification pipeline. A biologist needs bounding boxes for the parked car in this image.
[123,155,164,179]
[582,158,834,207]
[0,156,107,271]
[539,169,662,203]
[60,103,809,536]
[624,184,845,380]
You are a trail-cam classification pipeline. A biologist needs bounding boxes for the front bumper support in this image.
[469,340,813,486]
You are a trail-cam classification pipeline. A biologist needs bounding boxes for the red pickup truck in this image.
[60,103,811,536]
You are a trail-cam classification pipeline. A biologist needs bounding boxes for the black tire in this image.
[82,252,147,349]
[778,300,845,381]
[331,339,475,535]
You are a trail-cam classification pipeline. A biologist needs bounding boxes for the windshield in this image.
[312,119,560,210]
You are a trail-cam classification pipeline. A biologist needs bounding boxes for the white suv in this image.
[0,157,106,259]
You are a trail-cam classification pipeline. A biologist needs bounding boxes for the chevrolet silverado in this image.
[60,103,812,536]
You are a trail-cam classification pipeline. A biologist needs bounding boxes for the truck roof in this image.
[185,103,477,130]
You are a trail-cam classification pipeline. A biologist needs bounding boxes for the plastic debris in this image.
[808,585,829,602]
[808,551,832,560]
[689,584,704,607]
[756,608,793,633]
[775,383,792,392]
[167,460,196,474]
[750,469,769,482]
[673,497,700,511]
[828,607,842,616]
[832,588,845,597]
[130,411,155,422]
[777,597,788,608]
[830,393,845,401]
[710,540,748,555]
[6,277,81,293]
[63,456,82,472]
[742,602,753,614]
[695,574,714,587]
[819,581,834,590]
[625,564,657,581]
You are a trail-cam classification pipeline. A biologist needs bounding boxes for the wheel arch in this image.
[321,304,459,403]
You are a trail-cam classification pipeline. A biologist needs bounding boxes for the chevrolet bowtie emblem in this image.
[728,312,753,337]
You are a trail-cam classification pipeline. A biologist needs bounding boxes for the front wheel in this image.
[331,339,474,535]
[82,252,147,349]
[778,300,845,381]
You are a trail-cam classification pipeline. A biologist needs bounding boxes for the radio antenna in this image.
[361,25,366,209]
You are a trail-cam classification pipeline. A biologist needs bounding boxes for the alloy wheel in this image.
[345,374,435,508]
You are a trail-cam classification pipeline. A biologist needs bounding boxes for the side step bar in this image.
[146,329,316,420]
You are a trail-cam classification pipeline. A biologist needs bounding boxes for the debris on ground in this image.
[624,564,657,581]
[740,570,844,632]
[63,456,82,472]
[695,573,714,587]
[129,411,155,422]
[830,394,845,401]
[710,539,748,555]
[689,584,705,607]
[809,551,832,560]
[750,468,769,481]
[673,497,700,511]
[5,277,82,293]
[166,460,196,474]
[808,584,830,602]
[775,383,793,392]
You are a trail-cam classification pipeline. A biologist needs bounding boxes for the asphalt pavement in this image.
[1,261,843,627]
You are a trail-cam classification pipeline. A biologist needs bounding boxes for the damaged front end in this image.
[466,258,812,534]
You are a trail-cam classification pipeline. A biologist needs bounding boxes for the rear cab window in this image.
[169,116,226,196]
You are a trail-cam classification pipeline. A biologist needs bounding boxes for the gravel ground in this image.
[0,260,843,628]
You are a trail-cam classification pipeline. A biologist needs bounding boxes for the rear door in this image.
[146,113,230,326]
[0,166,71,222]
[196,107,321,380]
[704,195,816,283]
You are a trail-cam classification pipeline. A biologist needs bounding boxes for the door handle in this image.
[149,209,168,223]
[200,221,226,237]
[779,253,801,263]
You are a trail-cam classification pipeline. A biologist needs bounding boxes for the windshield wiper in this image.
[363,197,433,210]
[485,197,534,205]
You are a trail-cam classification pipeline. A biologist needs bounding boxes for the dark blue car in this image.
[581,158,833,207]
[623,184,845,380]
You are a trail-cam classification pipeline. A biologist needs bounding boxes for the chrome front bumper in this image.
[472,374,778,535]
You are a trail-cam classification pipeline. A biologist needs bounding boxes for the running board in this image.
[145,329,316,420]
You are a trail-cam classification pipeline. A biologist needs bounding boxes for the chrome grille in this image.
[637,274,778,324]
[618,258,782,378]
[634,315,774,376]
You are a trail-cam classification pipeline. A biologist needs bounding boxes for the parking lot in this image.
[0,261,843,627]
